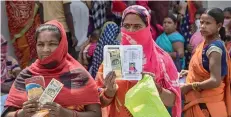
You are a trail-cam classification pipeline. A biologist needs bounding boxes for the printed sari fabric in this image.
[5,1,41,68]
[184,41,231,117]
[156,32,185,72]
[3,20,100,115]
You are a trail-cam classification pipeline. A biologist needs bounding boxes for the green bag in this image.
[125,74,171,117]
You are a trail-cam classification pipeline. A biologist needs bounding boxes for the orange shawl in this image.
[184,41,231,117]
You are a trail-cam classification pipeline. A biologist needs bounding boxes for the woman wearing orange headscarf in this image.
[96,5,181,117]
[181,8,231,117]
[2,20,101,117]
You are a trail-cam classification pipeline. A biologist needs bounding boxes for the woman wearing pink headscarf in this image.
[95,5,181,117]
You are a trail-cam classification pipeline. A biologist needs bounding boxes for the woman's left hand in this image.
[180,84,192,95]
[42,102,64,117]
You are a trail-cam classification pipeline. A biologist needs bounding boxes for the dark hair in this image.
[195,8,206,16]
[225,35,231,42]
[35,24,61,41]
[224,7,231,14]
[150,10,162,36]
[167,12,177,24]
[206,8,226,41]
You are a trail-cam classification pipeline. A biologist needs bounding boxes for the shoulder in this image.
[206,40,226,57]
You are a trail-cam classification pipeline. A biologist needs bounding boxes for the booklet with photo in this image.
[25,76,45,100]
[104,45,143,80]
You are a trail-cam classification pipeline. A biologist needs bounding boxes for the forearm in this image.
[65,13,76,37]
[76,111,101,117]
[99,94,114,107]
[160,88,176,107]
[196,77,222,90]
[1,82,13,93]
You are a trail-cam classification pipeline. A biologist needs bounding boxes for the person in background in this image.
[223,7,231,36]
[90,21,120,78]
[188,8,206,54]
[2,20,101,117]
[1,35,21,114]
[156,13,185,72]
[136,1,164,40]
[79,30,101,70]
[181,8,231,117]
[37,1,78,60]
[70,1,89,54]
[96,5,181,117]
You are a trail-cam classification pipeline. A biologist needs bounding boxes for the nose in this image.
[42,45,50,52]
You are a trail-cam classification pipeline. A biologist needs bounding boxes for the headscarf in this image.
[121,5,181,117]
[5,20,99,108]
[91,21,120,78]
[1,35,8,84]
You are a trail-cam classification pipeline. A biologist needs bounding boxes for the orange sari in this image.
[184,41,231,117]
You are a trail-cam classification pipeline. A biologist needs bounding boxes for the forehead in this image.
[123,14,144,25]
[37,31,59,42]
[164,17,174,22]
[200,14,216,21]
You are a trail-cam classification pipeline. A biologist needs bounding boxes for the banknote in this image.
[39,78,63,105]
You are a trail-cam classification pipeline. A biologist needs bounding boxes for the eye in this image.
[123,24,130,29]
[37,43,43,47]
[134,25,142,30]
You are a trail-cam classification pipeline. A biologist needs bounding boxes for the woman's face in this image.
[122,14,146,32]
[36,31,60,60]
[224,11,231,20]
[163,17,177,34]
[200,14,221,38]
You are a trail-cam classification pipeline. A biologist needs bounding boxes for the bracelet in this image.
[14,109,20,117]
[192,82,201,91]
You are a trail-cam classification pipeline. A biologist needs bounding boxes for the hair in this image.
[224,7,231,14]
[225,35,231,42]
[35,24,61,41]
[150,10,162,36]
[206,8,226,41]
[195,8,206,16]
[167,12,178,24]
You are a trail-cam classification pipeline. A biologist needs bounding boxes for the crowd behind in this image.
[1,1,231,117]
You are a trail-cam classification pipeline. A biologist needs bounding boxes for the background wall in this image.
[207,1,231,9]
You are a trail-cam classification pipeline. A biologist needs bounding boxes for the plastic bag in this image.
[125,74,171,117]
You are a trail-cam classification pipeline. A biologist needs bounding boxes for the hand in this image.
[179,70,188,78]
[42,102,64,117]
[187,44,194,53]
[72,36,78,47]
[141,72,155,79]
[104,71,117,97]
[180,84,192,95]
[21,99,40,117]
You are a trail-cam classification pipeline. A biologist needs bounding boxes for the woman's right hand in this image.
[104,71,117,98]
[20,99,40,117]
[179,70,189,78]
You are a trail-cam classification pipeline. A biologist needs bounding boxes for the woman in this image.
[2,20,101,117]
[96,5,181,117]
[156,13,185,72]
[188,8,206,54]
[90,21,120,78]
[181,8,231,117]
[223,7,231,35]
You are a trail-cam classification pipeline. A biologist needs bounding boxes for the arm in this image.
[181,51,223,94]
[159,88,176,107]
[1,82,13,93]
[36,1,44,24]
[169,42,185,60]
[63,3,76,39]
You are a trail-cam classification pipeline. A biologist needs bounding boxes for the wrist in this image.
[104,88,116,98]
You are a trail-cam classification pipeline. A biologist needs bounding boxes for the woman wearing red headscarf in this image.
[2,20,101,117]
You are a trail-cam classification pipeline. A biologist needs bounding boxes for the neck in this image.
[205,34,220,44]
